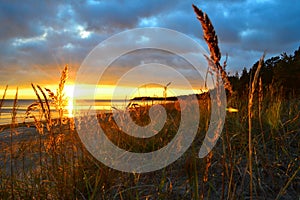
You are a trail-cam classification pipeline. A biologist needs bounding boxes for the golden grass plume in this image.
[192,4,233,94]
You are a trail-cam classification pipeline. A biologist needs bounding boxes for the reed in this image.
[46,64,68,127]
[0,85,8,132]
[192,4,233,94]
[0,85,8,117]
[192,5,234,199]
[248,53,265,200]
[10,88,18,199]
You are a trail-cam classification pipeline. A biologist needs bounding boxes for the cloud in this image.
[0,1,63,40]
[71,0,181,34]
[0,0,299,88]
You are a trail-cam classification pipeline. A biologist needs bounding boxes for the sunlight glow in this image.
[226,107,239,113]
[71,83,207,100]
[64,85,74,117]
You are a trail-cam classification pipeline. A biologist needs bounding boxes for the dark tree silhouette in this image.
[228,46,300,98]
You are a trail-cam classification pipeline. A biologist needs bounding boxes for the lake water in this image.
[0,99,166,125]
[0,99,130,125]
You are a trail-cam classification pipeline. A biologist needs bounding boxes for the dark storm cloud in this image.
[234,1,300,52]
[0,0,299,87]
[71,0,182,33]
[0,1,62,40]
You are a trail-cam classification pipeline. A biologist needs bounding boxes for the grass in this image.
[0,6,299,200]
[0,72,299,199]
[248,53,265,200]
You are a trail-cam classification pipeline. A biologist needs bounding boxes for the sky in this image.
[0,0,299,99]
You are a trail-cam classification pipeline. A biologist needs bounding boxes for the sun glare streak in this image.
[64,85,74,117]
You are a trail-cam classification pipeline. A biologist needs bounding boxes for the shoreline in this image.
[0,117,73,131]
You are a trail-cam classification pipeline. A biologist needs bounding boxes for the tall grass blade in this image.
[31,83,46,115]
[0,85,8,117]
[10,87,18,199]
[248,53,265,200]
[192,4,232,94]
[37,85,52,129]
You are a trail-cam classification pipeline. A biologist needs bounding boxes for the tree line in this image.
[229,46,300,98]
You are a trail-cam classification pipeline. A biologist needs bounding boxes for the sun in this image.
[64,84,74,118]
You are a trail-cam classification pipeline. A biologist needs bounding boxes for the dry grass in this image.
[0,85,8,116]
[248,53,265,200]
[0,85,8,132]
[0,92,299,199]
[192,4,233,95]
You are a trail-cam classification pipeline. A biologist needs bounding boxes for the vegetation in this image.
[0,5,299,200]
[229,47,300,98]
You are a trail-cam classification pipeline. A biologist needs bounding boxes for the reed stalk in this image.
[258,77,267,157]
[248,53,265,200]
[37,85,52,129]
[0,85,8,117]
[10,87,18,199]
[192,4,232,94]
[275,165,300,200]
